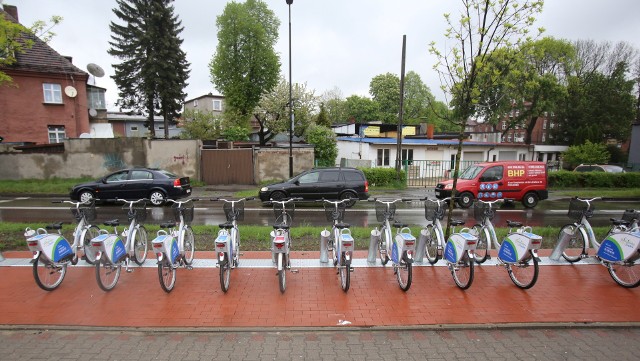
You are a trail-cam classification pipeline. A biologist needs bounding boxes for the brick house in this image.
[0,5,91,145]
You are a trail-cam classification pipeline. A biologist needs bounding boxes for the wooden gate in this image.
[201,149,254,185]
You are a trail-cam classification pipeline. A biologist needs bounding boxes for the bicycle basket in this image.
[223,201,245,222]
[172,203,194,223]
[567,197,591,222]
[70,201,96,222]
[273,201,295,222]
[375,202,396,223]
[324,202,346,222]
[424,201,444,222]
[123,202,147,223]
[473,201,494,223]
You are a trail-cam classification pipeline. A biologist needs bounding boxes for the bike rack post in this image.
[550,227,574,261]
[367,229,381,263]
[319,229,330,263]
[414,228,429,262]
[0,251,4,262]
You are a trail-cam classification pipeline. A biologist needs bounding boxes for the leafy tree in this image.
[305,125,338,167]
[1,12,62,85]
[315,103,331,127]
[252,77,317,145]
[403,71,432,123]
[344,95,380,122]
[180,109,222,140]
[222,124,250,141]
[109,0,190,139]
[210,0,280,125]
[369,73,400,123]
[319,87,348,124]
[429,0,543,236]
[562,140,610,167]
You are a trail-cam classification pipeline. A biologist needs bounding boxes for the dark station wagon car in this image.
[70,168,191,206]
[259,167,369,206]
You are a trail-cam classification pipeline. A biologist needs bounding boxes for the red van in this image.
[434,161,548,208]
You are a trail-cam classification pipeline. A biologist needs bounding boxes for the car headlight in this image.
[444,184,453,190]
[260,187,269,192]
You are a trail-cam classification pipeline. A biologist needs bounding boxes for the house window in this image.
[48,125,66,143]
[213,99,222,111]
[542,133,546,142]
[193,99,198,107]
[131,126,138,131]
[543,119,547,129]
[88,87,106,109]
[43,83,62,104]
[401,149,413,165]
[377,149,390,166]
[507,134,512,142]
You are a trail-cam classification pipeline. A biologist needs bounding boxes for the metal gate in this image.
[201,149,254,185]
[402,160,480,187]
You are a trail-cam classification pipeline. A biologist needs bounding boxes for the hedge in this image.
[548,170,640,188]
[361,167,407,187]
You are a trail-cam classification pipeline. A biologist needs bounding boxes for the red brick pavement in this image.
[0,251,638,328]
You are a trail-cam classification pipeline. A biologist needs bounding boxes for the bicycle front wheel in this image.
[220,255,231,293]
[158,259,176,293]
[559,224,586,263]
[473,224,489,264]
[451,251,474,290]
[607,262,640,288]
[508,253,539,289]
[132,226,148,265]
[33,254,66,291]
[379,227,390,265]
[278,253,286,293]
[82,225,99,265]
[182,226,195,265]
[396,253,412,291]
[95,257,121,292]
[424,224,440,265]
[339,253,350,292]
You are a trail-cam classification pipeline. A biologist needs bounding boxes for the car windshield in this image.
[602,165,624,173]
[459,165,484,180]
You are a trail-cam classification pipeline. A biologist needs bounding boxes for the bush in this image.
[548,170,640,188]
[361,167,406,187]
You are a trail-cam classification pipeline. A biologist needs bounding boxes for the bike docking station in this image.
[367,229,381,263]
[320,229,330,263]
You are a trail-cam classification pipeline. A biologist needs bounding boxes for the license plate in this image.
[435,190,440,196]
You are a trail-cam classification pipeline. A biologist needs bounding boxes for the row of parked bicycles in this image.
[24,195,640,294]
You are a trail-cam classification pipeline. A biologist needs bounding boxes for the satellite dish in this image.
[87,63,105,78]
[89,109,98,117]
[64,86,77,98]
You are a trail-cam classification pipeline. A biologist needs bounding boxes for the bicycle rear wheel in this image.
[32,254,66,291]
[473,224,489,264]
[278,253,286,293]
[220,255,231,293]
[424,224,439,265]
[559,224,585,263]
[508,254,539,289]
[182,226,195,265]
[379,228,390,265]
[607,262,640,288]
[451,251,474,290]
[132,226,148,265]
[396,253,412,291]
[95,258,121,292]
[339,254,350,292]
[82,225,99,265]
[158,259,176,293]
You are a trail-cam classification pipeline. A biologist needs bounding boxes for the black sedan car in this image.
[70,168,191,206]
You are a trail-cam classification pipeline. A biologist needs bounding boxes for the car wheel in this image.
[78,190,94,203]
[270,191,286,201]
[149,190,166,206]
[522,192,539,208]
[457,192,474,208]
[340,191,357,207]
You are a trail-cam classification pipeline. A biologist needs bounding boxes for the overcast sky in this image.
[6,0,640,110]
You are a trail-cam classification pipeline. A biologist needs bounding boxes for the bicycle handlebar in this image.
[269,197,302,204]
[575,197,601,203]
[52,199,94,207]
[165,198,199,206]
[316,198,353,205]
[367,198,411,204]
[210,196,255,203]
[115,198,149,206]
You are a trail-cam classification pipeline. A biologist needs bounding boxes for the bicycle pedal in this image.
[186,265,193,270]
[350,267,355,272]
[291,269,299,273]
[126,268,134,273]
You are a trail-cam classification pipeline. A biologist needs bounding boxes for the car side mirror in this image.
[294,180,300,185]
[102,178,108,184]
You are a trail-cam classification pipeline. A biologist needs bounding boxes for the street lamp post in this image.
[286,0,294,178]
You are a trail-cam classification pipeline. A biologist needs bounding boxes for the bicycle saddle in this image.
[160,221,176,229]
[393,221,407,228]
[273,223,290,230]
[450,219,465,226]
[506,220,523,228]
[336,222,350,229]
[46,222,64,230]
[610,218,631,226]
[218,222,234,229]
[104,219,120,227]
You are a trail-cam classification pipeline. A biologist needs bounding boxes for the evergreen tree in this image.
[109,0,190,139]
[316,103,331,127]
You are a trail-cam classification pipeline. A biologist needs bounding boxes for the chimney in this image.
[2,4,19,22]
[427,124,435,139]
